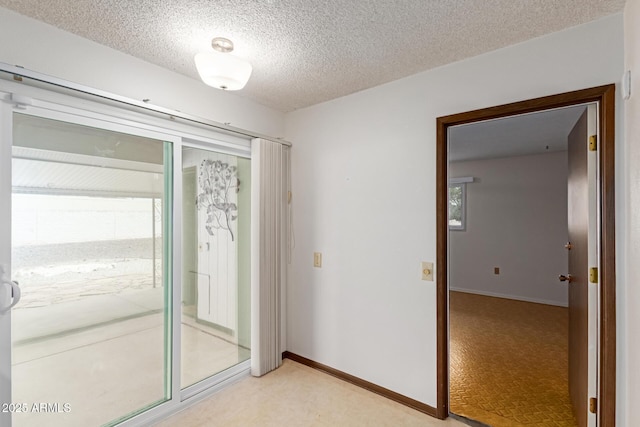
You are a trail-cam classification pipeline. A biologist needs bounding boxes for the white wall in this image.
[12,195,158,246]
[285,14,623,407]
[622,0,639,425]
[449,152,568,306]
[0,8,285,137]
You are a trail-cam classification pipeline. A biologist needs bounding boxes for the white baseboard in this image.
[449,287,568,307]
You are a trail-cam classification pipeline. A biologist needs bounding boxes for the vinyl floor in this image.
[449,291,577,427]
[157,359,467,427]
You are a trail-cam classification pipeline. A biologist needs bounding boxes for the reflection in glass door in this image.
[181,146,250,388]
[7,113,173,426]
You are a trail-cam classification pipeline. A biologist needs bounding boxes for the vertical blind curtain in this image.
[251,138,290,377]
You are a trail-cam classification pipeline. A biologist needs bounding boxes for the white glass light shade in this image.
[194,52,252,91]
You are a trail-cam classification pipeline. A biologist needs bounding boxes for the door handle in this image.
[0,278,21,313]
[558,274,574,283]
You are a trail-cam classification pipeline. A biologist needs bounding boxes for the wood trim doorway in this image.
[435,85,616,426]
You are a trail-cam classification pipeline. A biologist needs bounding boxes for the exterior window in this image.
[449,183,466,230]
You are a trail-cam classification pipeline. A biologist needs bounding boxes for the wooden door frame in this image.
[436,85,616,425]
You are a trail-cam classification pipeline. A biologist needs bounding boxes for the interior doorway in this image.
[446,104,590,426]
[435,85,616,426]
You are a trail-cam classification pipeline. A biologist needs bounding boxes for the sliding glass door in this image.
[180,145,251,389]
[0,85,253,426]
[1,107,175,426]
[0,80,251,427]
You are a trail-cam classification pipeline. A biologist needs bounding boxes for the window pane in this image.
[181,147,250,388]
[449,184,463,227]
[11,113,171,427]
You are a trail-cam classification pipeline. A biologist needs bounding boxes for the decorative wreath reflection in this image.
[196,159,239,241]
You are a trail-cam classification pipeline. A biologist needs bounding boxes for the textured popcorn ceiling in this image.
[0,0,625,112]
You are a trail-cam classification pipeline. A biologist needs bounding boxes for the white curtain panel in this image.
[250,138,290,377]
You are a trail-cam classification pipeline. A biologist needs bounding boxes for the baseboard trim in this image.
[449,287,568,307]
[282,351,438,418]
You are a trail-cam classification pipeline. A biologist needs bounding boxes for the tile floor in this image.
[449,291,577,427]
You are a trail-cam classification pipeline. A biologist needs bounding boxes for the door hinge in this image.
[589,267,598,283]
[589,135,597,151]
[589,397,597,414]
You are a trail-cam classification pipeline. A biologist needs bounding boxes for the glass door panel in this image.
[181,146,250,388]
[8,113,172,426]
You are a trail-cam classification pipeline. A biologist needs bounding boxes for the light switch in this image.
[314,252,322,268]
[421,262,433,281]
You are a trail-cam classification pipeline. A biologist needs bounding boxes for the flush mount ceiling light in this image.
[194,37,252,91]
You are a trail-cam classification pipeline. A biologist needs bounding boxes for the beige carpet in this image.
[449,291,577,427]
[157,359,466,427]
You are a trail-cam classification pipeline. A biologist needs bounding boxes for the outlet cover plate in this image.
[421,262,433,281]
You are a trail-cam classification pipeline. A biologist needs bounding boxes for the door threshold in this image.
[449,412,492,427]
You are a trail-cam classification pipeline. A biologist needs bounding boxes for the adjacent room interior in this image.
[448,106,591,427]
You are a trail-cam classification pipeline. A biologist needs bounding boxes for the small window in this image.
[449,183,466,230]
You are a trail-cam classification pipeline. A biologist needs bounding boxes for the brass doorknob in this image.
[564,242,572,250]
[559,274,573,282]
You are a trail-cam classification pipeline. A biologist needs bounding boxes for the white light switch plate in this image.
[314,252,322,268]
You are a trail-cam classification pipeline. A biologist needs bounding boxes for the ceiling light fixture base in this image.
[195,37,252,91]
[211,37,234,53]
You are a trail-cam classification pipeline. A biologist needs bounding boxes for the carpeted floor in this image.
[449,291,577,427]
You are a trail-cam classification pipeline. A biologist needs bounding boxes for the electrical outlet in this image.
[421,262,433,281]
[494,267,500,275]
[314,252,322,268]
